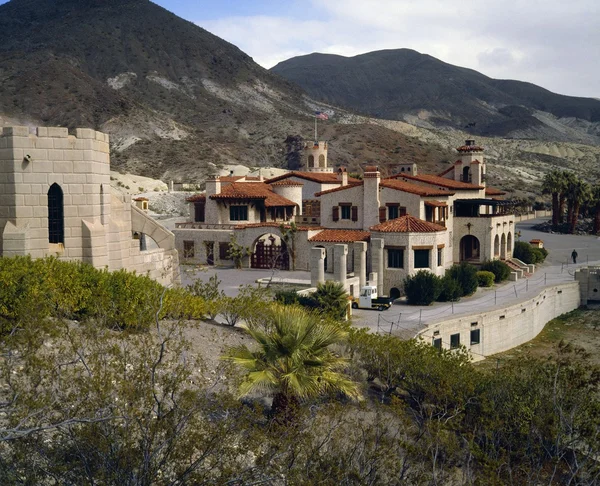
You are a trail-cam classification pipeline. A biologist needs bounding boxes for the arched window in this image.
[308,155,315,167]
[318,154,325,168]
[48,183,64,244]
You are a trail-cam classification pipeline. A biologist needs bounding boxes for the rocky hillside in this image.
[271,50,600,145]
[0,0,598,197]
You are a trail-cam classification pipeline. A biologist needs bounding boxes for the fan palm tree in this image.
[313,280,349,320]
[223,304,360,422]
[566,178,591,234]
[592,184,600,234]
[542,170,564,229]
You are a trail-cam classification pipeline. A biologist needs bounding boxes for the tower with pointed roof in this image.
[305,141,332,173]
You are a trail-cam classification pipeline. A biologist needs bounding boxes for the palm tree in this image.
[559,171,576,225]
[223,304,360,422]
[542,170,563,229]
[313,280,349,320]
[592,185,600,234]
[566,179,591,234]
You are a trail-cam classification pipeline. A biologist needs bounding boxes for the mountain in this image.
[271,50,600,145]
[0,1,598,194]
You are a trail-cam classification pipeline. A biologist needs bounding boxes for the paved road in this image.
[181,218,600,337]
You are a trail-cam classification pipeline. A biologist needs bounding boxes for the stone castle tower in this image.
[0,126,179,285]
[304,141,332,173]
[454,139,486,186]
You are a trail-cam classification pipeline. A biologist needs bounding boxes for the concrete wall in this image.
[418,281,580,358]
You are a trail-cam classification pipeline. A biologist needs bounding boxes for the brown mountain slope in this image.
[0,0,597,197]
[271,50,600,145]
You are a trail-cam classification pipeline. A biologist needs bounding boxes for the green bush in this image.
[274,289,300,306]
[513,241,547,265]
[437,275,462,302]
[403,271,441,305]
[446,262,479,297]
[476,271,495,288]
[480,260,511,283]
[0,256,207,333]
[530,247,548,264]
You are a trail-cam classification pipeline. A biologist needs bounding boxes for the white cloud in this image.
[198,0,600,97]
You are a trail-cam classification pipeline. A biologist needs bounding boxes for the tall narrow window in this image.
[48,183,64,244]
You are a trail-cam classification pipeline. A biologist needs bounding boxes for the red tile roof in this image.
[389,173,483,190]
[380,179,452,197]
[457,145,484,152]
[210,182,297,207]
[371,215,447,233]
[315,182,363,197]
[186,194,206,202]
[485,187,507,196]
[309,229,371,243]
[270,180,304,186]
[437,164,456,177]
[424,200,447,207]
[266,171,360,185]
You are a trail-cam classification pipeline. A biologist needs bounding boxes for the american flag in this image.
[314,111,329,120]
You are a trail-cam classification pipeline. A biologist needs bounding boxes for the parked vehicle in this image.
[351,285,396,311]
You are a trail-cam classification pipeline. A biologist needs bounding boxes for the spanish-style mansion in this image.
[174,140,514,297]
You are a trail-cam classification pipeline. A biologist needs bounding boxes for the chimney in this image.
[258,168,264,182]
[337,167,348,186]
[205,175,221,196]
[362,165,381,230]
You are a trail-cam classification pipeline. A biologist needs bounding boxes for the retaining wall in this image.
[418,281,580,359]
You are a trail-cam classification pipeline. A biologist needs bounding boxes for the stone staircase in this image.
[505,258,534,280]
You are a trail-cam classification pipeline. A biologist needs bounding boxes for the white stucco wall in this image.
[418,282,580,358]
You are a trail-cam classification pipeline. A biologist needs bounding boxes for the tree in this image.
[542,170,564,229]
[226,233,250,269]
[566,177,591,234]
[223,304,361,422]
[312,280,349,320]
[279,221,298,271]
[187,273,224,320]
[591,184,600,234]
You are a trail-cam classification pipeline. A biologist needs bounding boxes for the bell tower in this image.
[455,139,485,186]
[305,141,332,173]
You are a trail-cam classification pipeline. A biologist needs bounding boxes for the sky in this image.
[1,0,597,98]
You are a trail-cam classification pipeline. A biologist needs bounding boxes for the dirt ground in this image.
[478,307,600,369]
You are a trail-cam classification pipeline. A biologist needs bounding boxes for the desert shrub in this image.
[161,287,206,320]
[480,260,511,283]
[513,241,537,264]
[221,285,271,327]
[274,289,300,305]
[188,274,225,320]
[446,262,479,297]
[0,256,207,333]
[437,275,462,302]
[403,271,442,305]
[476,271,495,288]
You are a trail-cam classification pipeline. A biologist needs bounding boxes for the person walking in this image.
[571,249,578,264]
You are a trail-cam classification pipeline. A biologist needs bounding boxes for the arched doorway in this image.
[251,233,289,270]
[507,232,512,255]
[494,234,500,257]
[390,287,401,300]
[48,183,64,244]
[460,235,480,262]
[501,233,507,259]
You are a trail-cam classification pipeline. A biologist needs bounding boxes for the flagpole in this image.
[314,116,317,141]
